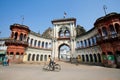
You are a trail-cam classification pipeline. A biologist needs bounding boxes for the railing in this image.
[5,39,28,47]
[96,33,120,43]
[57,36,70,40]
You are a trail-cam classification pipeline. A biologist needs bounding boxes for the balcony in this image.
[5,39,28,47]
[97,33,120,44]
[57,36,70,40]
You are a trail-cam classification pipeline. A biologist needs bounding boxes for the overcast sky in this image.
[0,0,120,38]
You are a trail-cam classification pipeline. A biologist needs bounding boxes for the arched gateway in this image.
[51,18,76,61]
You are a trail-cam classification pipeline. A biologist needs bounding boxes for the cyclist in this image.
[48,55,54,70]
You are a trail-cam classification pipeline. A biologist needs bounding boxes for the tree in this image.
[76,25,86,37]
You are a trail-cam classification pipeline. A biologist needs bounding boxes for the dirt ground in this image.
[0,62,120,80]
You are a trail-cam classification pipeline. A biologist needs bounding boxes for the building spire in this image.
[103,5,107,15]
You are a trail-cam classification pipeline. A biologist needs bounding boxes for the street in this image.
[0,62,120,80]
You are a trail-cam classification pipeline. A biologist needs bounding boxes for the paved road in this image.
[0,62,120,80]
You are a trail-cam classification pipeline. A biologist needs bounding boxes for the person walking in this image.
[3,56,8,66]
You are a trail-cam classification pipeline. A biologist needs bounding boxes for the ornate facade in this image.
[94,12,120,67]
[2,12,120,68]
[51,18,77,60]
[5,24,30,63]
[76,12,120,68]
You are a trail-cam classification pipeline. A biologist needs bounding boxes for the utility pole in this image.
[21,15,24,25]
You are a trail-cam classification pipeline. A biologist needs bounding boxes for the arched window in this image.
[28,54,31,61]
[97,53,101,62]
[109,25,116,38]
[76,41,79,48]
[93,36,97,45]
[65,30,70,37]
[86,54,89,62]
[38,41,41,47]
[42,42,44,48]
[80,41,83,48]
[45,42,48,48]
[11,32,14,38]
[82,55,85,62]
[16,52,19,59]
[115,23,120,34]
[10,52,14,55]
[24,34,26,41]
[107,52,113,55]
[86,39,89,47]
[94,54,97,62]
[88,38,91,47]
[10,52,14,59]
[92,37,95,45]
[27,37,29,43]
[49,43,52,48]
[90,38,93,46]
[59,27,70,38]
[32,54,35,61]
[84,40,87,47]
[40,55,43,61]
[30,39,33,46]
[14,32,18,40]
[36,54,39,61]
[98,29,102,37]
[44,55,47,61]
[20,33,23,41]
[102,27,108,39]
[34,40,37,47]
[79,41,82,48]
[89,54,93,62]
[59,30,64,37]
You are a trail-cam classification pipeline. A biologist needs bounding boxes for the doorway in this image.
[58,44,70,61]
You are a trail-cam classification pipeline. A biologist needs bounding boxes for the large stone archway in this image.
[58,43,71,61]
[51,18,76,61]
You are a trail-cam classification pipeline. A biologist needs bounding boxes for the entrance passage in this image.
[59,44,70,61]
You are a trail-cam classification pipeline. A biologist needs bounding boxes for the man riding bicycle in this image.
[43,55,61,71]
[48,55,54,70]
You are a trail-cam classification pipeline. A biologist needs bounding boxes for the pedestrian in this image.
[3,56,8,66]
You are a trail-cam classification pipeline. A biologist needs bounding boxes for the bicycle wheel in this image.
[54,64,61,72]
[42,65,48,71]
[43,64,53,71]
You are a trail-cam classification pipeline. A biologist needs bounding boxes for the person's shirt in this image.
[49,57,54,62]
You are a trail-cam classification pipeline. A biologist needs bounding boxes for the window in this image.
[38,41,41,47]
[30,39,33,46]
[14,32,18,40]
[102,27,108,39]
[115,23,120,33]
[42,42,44,48]
[34,40,37,47]
[45,42,48,48]
[16,52,19,59]
[20,33,23,41]
[28,54,31,61]
[109,25,117,38]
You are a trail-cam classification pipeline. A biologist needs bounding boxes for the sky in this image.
[0,0,120,38]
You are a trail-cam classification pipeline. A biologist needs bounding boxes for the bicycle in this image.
[42,62,61,72]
